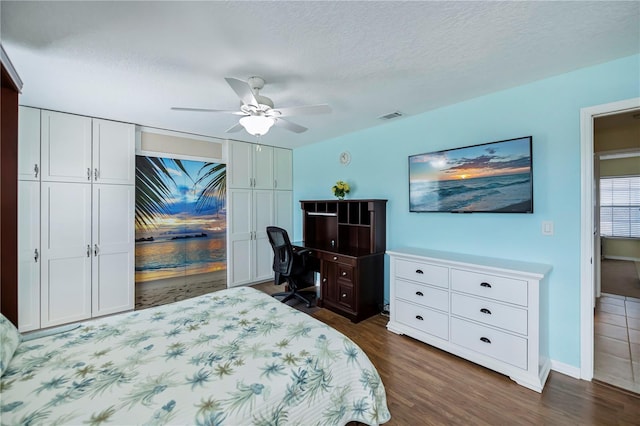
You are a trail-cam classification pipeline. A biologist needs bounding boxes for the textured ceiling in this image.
[1,1,639,149]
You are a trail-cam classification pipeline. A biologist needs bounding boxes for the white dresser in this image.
[387,247,552,392]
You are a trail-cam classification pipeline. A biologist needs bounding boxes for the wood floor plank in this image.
[310,309,640,425]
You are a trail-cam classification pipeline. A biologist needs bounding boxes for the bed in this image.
[0,287,390,425]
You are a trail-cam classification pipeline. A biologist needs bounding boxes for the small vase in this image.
[337,195,344,201]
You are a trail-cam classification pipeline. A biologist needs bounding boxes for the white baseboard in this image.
[603,255,640,262]
[550,359,581,379]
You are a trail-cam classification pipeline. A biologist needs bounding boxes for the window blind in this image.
[600,176,640,238]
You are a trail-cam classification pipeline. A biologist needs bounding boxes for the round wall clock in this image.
[339,151,351,165]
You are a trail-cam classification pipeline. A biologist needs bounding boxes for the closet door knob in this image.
[94,168,99,181]
[86,245,91,257]
[94,244,99,256]
[34,164,39,178]
[34,248,39,262]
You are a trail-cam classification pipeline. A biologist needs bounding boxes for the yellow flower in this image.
[332,180,350,198]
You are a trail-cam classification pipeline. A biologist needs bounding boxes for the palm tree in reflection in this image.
[135,157,227,229]
[135,156,191,230]
[193,162,227,214]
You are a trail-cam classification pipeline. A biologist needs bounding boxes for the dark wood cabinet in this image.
[299,199,386,322]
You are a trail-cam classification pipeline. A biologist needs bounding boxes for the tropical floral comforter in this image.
[0,287,390,425]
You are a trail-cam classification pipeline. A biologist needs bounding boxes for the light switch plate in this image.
[542,221,554,236]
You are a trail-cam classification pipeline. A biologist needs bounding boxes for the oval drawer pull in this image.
[415,269,424,274]
[415,291,424,297]
[480,308,492,315]
[480,337,491,344]
[322,278,327,283]
[415,315,424,321]
[480,282,492,288]
[342,271,347,276]
[333,256,338,261]
[342,293,347,298]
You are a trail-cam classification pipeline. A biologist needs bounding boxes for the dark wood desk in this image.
[297,199,387,323]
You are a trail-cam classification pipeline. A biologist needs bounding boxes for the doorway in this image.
[592,143,640,392]
[580,98,640,392]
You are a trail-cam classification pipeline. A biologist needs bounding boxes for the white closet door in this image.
[18,180,41,331]
[274,190,293,236]
[228,189,253,286]
[41,111,92,183]
[253,189,275,282]
[228,141,253,189]
[253,145,274,190]
[41,182,92,327]
[18,106,41,181]
[92,119,135,185]
[92,184,135,317]
[273,148,292,190]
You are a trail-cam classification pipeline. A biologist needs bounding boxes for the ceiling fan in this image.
[171,76,331,136]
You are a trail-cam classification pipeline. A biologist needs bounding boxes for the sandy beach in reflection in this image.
[135,270,227,310]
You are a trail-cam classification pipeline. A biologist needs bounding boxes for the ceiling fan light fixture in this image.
[239,115,276,136]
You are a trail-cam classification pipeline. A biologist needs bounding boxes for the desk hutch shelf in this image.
[299,199,387,322]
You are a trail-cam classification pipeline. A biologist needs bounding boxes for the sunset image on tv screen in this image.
[409,137,533,213]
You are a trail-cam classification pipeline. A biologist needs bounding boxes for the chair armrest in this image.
[294,248,311,256]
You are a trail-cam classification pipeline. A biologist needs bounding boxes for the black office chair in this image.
[266,226,316,308]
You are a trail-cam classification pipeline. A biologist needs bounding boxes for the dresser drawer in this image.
[395,259,448,289]
[321,252,357,266]
[395,299,448,340]
[451,293,527,335]
[450,317,527,369]
[337,264,353,282]
[451,269,528,306]
[395,279,448,312]
[337,283,354,310]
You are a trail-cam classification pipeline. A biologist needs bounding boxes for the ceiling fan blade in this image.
[274,118,308,133]
[225,123,244,133]
[225,77,259,106]
[171,107,244,115]
[272,104,331,117]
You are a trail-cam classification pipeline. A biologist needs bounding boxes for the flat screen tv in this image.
[409,136,533,213]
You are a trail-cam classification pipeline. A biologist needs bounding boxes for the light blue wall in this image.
[293,54,640,367]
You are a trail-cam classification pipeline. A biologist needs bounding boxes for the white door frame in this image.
[579,97,640,380]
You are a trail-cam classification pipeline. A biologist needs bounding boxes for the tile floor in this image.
[593,293,640,393]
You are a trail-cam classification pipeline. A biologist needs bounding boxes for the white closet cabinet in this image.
[228,141,274,189]
[17,180,40,332]
[273,147,292,190]
[41,111,93,183]
[18,108,135,330]
[92,184,135,316]
[274,190,293,235]
[40,182,93,328]
[92,119,136,185]
[18,106,41,181]
[41,111,135,184]
[227,141,293,287]
[227,189,274,287]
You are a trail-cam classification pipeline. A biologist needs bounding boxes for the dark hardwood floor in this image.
[309,309,640,425]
